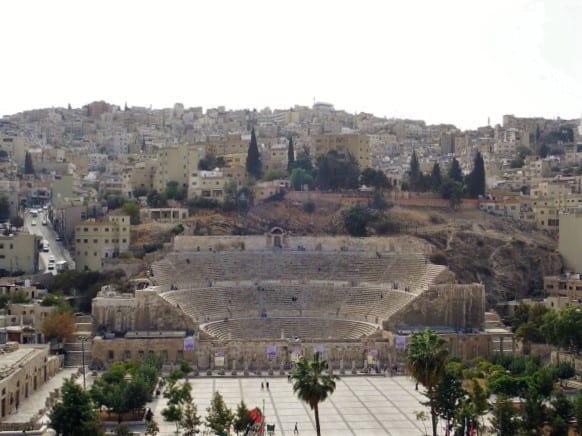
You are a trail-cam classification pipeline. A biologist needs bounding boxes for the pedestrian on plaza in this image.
[266,381,269,390]
[294,422,299,434]
[287,374,291,383]
[261,382,264,390]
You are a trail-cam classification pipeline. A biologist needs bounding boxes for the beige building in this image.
[121,159,157,199]
[311,133,371,169]
[0,232,41,274]
[74,215,131,271]
[559,211,582,272]
[0,344,61,420]
[155,144,204,194]
[189,169,230,201]
[544,274,582,300]
[261,143,288,173]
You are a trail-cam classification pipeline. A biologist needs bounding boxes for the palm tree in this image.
[291,352,338,436]
[406,328,449,436]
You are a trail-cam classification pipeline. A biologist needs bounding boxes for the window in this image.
[105,228,110,232]
[122,239,126,243]
[83,228,88,232]
[108,350,114,360]
[105,239,109,243]
[93,228,98,232]
[124,350,131,360]
[76,239,81,243]
[83,239,88,243]
[93,239,98,244]
[9,244,12,249]
[0,244,3,249]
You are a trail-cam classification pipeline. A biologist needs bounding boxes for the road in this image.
[24,208,75,274]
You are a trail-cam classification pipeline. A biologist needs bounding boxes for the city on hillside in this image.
[0,102,581,434]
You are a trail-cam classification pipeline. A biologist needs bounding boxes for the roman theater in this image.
[91,229,490,372]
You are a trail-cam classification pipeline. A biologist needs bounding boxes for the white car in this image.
[31,220,37,226]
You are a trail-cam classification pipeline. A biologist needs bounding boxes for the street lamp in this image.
[79,336,89,390]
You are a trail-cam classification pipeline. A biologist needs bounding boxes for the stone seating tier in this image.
[200,317,379,340]
[152,251,435,291]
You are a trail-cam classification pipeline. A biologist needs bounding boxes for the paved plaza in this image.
[148,375,429,436]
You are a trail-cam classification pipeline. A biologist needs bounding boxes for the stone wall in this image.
[172,234,434,254]
[91,335,392,372]
[388,283,486,330]
[134,290,193,331]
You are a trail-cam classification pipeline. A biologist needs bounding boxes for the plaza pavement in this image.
[7,370,430,435]
[147,375,430,436]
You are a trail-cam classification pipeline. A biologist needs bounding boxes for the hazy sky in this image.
[1,0,580,129]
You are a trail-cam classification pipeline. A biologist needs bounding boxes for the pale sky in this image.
[1,0,580,129]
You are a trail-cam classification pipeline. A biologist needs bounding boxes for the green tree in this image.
[541,306,582,353]
[406,328,449,436]
[181,400,202,436]
[434,367,465,431]
[290,168,314,191]
[469,379,488,433]
[263,168,287,181]
[490,394,518,436]
[291,352,338,436]
[206,391,234,436]
[165,181,186,202]
[343,205,375,237]
[246,128,262,179]
[49,379,103,436]
[146,190,168,208]
[287,135,295,172]
[466,151,486,198]
[448,158,464,184]
[409,150,421,190]
[121,202,141,225]
[233,401,254,435]
[360,168,391,190]
[24,151,35,175]
[573,391,582,434]
[0,197,10,222]
[315,150,360,190]
[430,162,442,192]
[521,384,546,435]
[162,380,193,433]
[293,147,314,173]
[10,215,23,228]
[441,179,463,209]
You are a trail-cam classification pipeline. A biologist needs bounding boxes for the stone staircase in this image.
[64,315,93,367]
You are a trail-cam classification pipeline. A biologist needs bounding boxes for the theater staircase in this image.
[64,315,93,367]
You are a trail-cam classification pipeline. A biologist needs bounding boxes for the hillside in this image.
[132,197,562,305]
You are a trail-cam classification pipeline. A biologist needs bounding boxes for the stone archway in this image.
[266,227,289,249]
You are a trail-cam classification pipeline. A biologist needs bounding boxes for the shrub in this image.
[429,250,448,265]
[302,201,316,214]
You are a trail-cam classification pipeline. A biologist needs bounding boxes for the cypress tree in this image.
[409,150,420,190]
[448,158,463,183]
[246,128,262,179]
[24,151,35,175]
[287,136,295,172]
[430,162,442,192]
[466,151,486,198]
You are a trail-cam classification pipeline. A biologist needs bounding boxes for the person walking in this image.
[261,382,264,390]
[266,381,270,390]
[294,422,299,434]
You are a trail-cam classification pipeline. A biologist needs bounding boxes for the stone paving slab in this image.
[142,375,429,436]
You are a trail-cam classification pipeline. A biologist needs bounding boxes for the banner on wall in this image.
[214,350,225,367]
[266,345,277,361]
[183,336,195,352]
[395,335,407,350]
[367,349,378,365]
